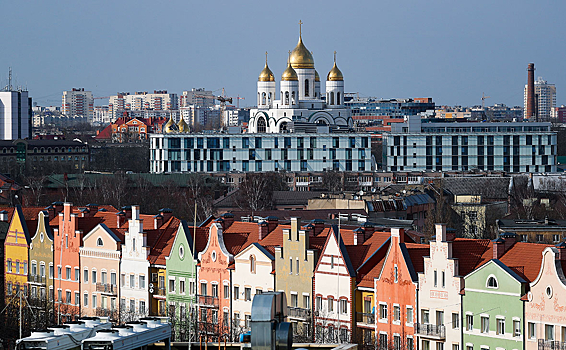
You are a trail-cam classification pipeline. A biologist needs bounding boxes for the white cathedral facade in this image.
[248,30,353,133]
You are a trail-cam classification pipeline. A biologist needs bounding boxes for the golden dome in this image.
[177,117,189,132]
[327,52,344,81]
[315,70,320,82]
[290,36,314,69]
[282,56,298,81]
[164,116,176,133]
[258,52,275,82]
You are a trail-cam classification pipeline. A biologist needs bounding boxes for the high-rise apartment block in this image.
[62,88,94,120]
[524,75,556,121]
[179,88,215,108]
[0,90,32,140]
[108,90,178,120]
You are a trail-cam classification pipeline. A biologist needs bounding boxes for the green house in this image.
[463,259,527,350]
[165,220,199,342]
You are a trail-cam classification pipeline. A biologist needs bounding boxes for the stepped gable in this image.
[148,216,181,266]
[451,238,492,276]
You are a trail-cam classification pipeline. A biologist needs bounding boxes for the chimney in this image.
[556,242,566,261]
[159,208,173,223]
[0,210,8,222]
[53,202,65,216]
[154,214,163,229]
[500,232,517,251]
[354,227,365,245]
[391,227,405,244]
[527,63,536,120]
[266,216,279,233]
[258,221,269,240]
[44,205,56,220]
[492,238,505,260]
[362,222,375,240]
[311,219,325,236]
[116,211,127,227]
[63,202,72,220]
[79,208,90,217]
[85,204,98,217]
[221,213,234,229]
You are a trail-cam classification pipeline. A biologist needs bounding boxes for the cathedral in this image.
[248,25,353,133]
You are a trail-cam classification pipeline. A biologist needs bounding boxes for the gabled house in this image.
[525,244,566,350]
[28,211,55,307]
[79,223,123,319]
[4,206,35,299]
[374,228,429,350]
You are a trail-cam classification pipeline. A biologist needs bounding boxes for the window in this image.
[467,315,474,331]
[434,270,438,287]
[407,337,414,350]
[66,291,71,304]
[328,297,334,312]
[436,310,444,326]
[487,276,498,288]
[422,309,430,324]
[224,285,230,299]
[84,269,89,283]
[316,296,322,311]
[66,267,71,280]
[256,289,262,295]
[546,324,555,340]
[245,287,251,301]
[422,340,430,350]
[436,343,443,350]
[200,282,207,296]
[453,345,459,350]
[40,264,45,278]
[84,293,88,307]
[394,335,401,350]
[92,270,97,284]
[92,295,97,308]
[31,262,37,276]
[250,256,256,274]
[394,305,401,322]
[497,318,505,335]
[442,271,445,288]
[394,265,398,283]
[245,315,251,328]
[75,268,80,281]
[289,258,293,274]
[49,265,53,278]
[234,286,239,300]
[130,274,135,288]
[406,307,413,324]
[140,301,146,314]
[303,295,310,309]
[97,237,103,246]
[75,292,80,306]
[528,322,536,339]
[513,320,521,337]
[211,284,218,298]
[169,279,175,293]
[180,280,185,294]
[291,293,298,307]
[130,299,135,311]
[139,275,145,289]
[452,313,459,329]
[481,316,489,333]
[340,299,347,314]
[379,333,388,350]
[379,303,388,321]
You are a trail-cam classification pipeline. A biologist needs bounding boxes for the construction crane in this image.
[236,95,245,109]
[481,92,490,109]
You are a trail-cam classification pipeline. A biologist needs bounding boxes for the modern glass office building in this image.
[383,117,557,172]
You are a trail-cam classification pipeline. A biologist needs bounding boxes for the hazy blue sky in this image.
[1,0,563,108]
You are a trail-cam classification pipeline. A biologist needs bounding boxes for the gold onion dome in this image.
[290,36,315,69]
[177,117,189,132]
[282,53,298,81]
[315,70,320,82]
[164,116,176,133]
[327,52,344,81]
[258,52,275,82]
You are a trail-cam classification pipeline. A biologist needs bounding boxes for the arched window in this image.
[291,91,296,105]
[261,92,266,105]
[280,122,288,132]
[268,92,272,103]
[250,256,256,274]
[305,79,310,97]
[317,119,327,125]
[133,238,136,252]
[96,237,103,246]
[337,92,341,105]
[257,117,267,133]
[257,92,260,105]
[285,91,289,105]
[330,92,335,105]
[487,275,498,288]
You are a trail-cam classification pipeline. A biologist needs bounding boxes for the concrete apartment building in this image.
[0,90,32,140]
[524,77,556,121]
[62,88,94,121]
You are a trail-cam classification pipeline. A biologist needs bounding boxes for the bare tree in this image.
[235,173,285,216]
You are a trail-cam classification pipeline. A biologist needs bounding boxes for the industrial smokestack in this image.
[526,63,536,120]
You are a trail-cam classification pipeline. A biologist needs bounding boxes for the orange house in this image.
[373,228,428,350]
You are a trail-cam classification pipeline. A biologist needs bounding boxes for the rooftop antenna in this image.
[8,67,12,91]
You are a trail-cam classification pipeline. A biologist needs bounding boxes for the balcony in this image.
[96,283,117,295]
[287,306,311,320]
[415,323,446,340]
[28,275,46,284]
[356,312,375,326]
[538,340,566,350]
[154,287,166,297]
[197,295,219,308]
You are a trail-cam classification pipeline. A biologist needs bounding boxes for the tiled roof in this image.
[451,238,492,276]
[499,242,552,282]
[148,217,181,266]
[94,125,113,139]
[425,177,511,200]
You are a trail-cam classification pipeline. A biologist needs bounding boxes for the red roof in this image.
[95,125,113,139]
[148,217,181,266]
[451,238,492,276]
[499,242,552,282]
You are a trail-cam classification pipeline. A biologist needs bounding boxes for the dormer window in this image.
[97,237,103,246]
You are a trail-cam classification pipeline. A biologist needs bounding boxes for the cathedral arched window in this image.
[285,91,289,105]
[330,92,335,105]
[305,79,309,97]
[261,92,266,105]
[337,92,341,105]
[257,117,267,133]
[280,122,288,132]
[258,92,260,105]
[268,92,272,103]
[291,91,296,105]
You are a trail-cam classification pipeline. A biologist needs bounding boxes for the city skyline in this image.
[1,0,564,108]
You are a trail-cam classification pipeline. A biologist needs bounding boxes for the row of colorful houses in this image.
[3,203,566,350]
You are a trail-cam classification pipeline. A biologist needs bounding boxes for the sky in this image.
[1,0,564,108]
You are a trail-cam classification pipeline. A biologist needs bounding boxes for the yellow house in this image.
[4,206,34,297]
